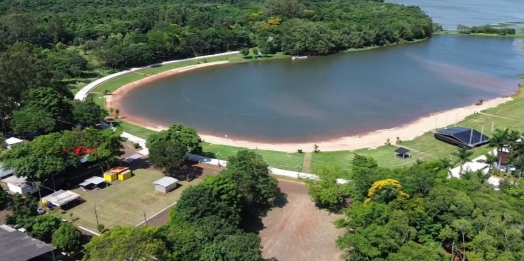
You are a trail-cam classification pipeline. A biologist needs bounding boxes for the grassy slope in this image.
[311,87,524,174]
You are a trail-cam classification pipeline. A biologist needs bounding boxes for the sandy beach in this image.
[106,61,512,153]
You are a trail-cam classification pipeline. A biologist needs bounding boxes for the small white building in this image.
[1,176,39,195]
[154,177,179,193]
[5,137,23,149]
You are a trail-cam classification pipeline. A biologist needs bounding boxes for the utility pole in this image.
[143,210,147,226]
[94,203,99,226]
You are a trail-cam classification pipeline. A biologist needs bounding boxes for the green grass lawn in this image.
[90,52,288,95]
[62,169,202,231]
[201,143,304,171]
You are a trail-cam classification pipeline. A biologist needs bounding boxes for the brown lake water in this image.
[121,35,523,143]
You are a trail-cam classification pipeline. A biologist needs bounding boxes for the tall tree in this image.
[305,164,350,212]
[451,147,474,175]
[489,128,509,168]
[0,43,58,121]
[147,123,202,153]
[72,98,108,127]
[52,223,83,254]
[6,194,39,227]
[221,150,279,216]
[149,140,188,176]
[30,214,63,242]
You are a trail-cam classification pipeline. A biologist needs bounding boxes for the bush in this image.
[133,142,141,149]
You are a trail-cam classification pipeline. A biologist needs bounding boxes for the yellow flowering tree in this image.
[364,179,409,204]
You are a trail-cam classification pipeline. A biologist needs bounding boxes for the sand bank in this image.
[106,61,512,153]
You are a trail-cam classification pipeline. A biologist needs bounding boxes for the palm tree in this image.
[451,147,474,175]
[512,156,524,180]
[478,152,497,172]
[488,128,509,170]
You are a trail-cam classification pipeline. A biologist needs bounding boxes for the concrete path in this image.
[302,152,312,172]
[74,51,239,101]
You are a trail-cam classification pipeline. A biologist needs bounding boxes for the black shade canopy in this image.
[434,127,490,149]
[395,147,410,155]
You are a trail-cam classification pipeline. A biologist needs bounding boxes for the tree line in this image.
[305,127,524,260]
[456,24,516,35]
[0,0,435,67]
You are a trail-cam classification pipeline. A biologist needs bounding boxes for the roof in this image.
[107,166,129,174]
[0,224,55,261]
[1,176,28,186]
[42,190,80,207]
[154,177,179,187]
[395,147,410,155]
[85,176,106,185]
[122,153,142,163]
[0,164,14,177]
[437,127,489,145]
[5,137,23,145]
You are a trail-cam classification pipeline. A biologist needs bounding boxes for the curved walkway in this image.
[74,51,239,101]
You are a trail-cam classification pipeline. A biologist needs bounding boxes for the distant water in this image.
[121,35,523,143]
[387,0,524,30]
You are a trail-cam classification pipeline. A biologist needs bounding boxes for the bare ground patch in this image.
[260,180,344,261]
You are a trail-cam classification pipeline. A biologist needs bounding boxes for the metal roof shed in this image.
[154,177,179,193]
[0,224,56,261]
[41,190,80,207]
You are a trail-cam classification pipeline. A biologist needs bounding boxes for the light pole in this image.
[216,152,222,166]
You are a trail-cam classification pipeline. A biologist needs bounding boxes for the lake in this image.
[121,35,523,143]
[387,0,524,30]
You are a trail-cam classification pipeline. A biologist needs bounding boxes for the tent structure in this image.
[154,177,179,193]
[434,127,490,149]
[79,176,107,190]
[41,190,80,207]
[394,147,411,159]
[5,137,23,149]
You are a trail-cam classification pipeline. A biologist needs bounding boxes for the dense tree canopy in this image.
[330,153,524,260]
[52,223,83,254]
[83,226,168,261]
[2,128,123,181]
[147,123,202,154]
[148,140,188,176]
[0,0,433,68]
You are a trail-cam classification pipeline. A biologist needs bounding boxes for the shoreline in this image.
[105,62,513,152]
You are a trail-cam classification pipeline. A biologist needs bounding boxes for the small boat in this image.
[292,55,308,60]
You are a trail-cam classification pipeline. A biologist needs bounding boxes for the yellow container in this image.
[104,172,118,182]
[118,170,132,181]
